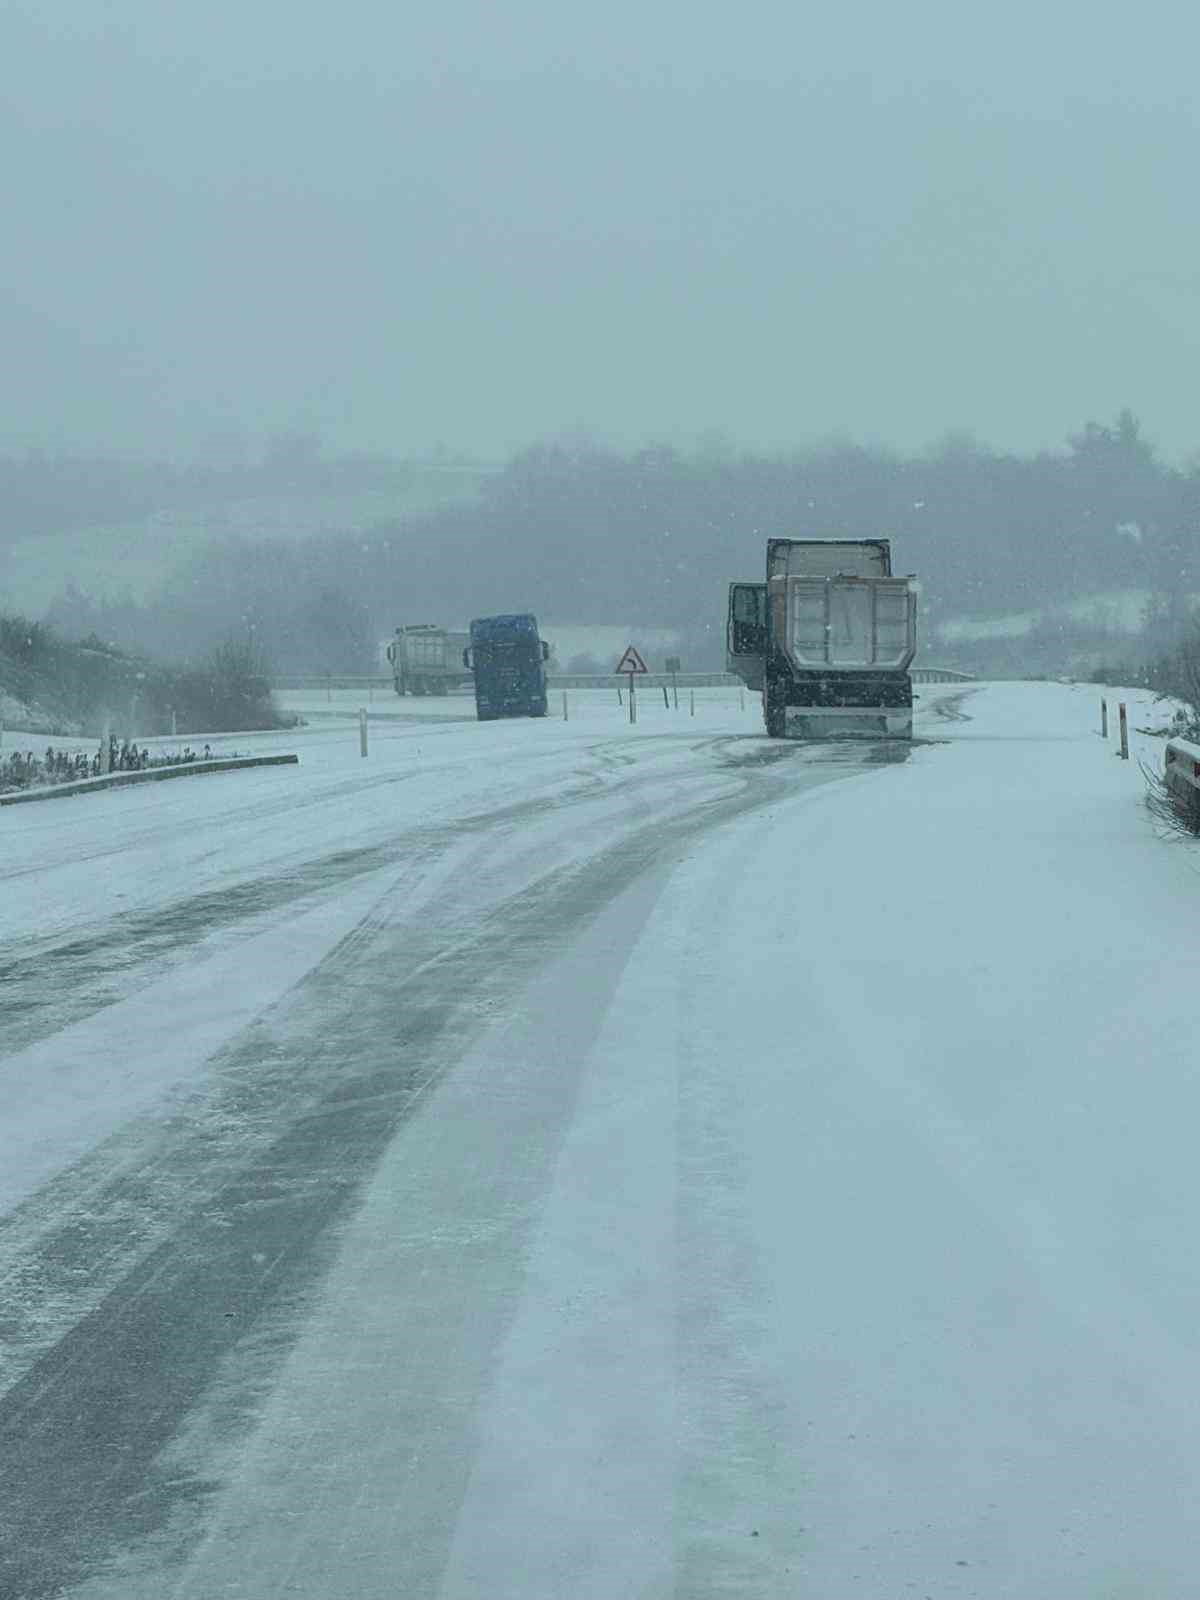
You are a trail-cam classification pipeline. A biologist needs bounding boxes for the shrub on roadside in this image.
[0,613,294,738]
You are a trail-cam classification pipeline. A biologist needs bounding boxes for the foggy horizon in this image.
[6,1,1200,465]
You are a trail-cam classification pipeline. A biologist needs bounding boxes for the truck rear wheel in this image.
[763,684,786,738]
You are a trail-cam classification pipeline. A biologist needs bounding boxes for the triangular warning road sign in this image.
[615,645,649,675]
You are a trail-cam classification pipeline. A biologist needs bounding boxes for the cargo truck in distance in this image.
[386,625,472,696]
[727,538,917,738]
[463,614,550,720]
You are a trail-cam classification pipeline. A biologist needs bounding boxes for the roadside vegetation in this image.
[1110,625,1200,837]
[0,614,292,738]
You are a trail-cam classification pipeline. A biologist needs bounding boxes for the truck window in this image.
[733,587,763,625]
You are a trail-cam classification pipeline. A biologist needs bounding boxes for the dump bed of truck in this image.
[388,625,473,693]
[783,575,916,670]
[727,537,918,739]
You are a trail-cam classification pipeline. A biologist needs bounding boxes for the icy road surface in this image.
[2,683,1197,1597]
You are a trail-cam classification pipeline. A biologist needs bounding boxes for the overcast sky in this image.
[5,1,1199,462]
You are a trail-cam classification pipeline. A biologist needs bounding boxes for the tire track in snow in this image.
[0,737,730,1060]
[0,743,902,1600]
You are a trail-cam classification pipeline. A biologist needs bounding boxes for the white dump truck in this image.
[727,538,917,738]
[386,625,473,696]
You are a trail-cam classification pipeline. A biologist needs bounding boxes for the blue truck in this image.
[463,614,550,720]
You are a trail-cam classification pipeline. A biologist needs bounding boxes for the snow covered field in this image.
[3,681,1198,1598]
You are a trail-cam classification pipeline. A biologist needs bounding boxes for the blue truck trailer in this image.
[463,614,550,720]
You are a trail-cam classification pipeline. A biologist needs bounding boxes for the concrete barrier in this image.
[0,754,299,808]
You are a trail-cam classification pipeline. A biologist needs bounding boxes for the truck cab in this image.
[727,583,768,689]
[464,614,550,720]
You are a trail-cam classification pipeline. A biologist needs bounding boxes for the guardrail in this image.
[1164,738,1200,826]
[271,672,741,694]
[0,754,299,808]
[273,666,973,694]
[272,675,400,693]
[549,672,738,689]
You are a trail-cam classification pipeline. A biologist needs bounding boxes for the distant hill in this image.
[0,454,496,613]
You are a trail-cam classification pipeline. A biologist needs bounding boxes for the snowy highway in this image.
[3,683,1199,1597]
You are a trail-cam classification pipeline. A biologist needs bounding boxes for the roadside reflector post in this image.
[617,684,623,706]
[562,690,568,721]
[1119,702,1129,759]
[629,675,637,724]
[359,707,368,758]
[690,690,695,717]
[662,683,670,710]
[1101,698,1108,738]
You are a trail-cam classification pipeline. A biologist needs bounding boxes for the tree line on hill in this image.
[13,412,1200,679]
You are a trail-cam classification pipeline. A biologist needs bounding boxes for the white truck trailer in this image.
[386,625,473,696]
[727,538,917,738]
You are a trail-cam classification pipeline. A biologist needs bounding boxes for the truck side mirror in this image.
[462,647,473,669]
[541,641,550,662]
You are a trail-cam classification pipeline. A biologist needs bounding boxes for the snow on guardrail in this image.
[0,753,299,808]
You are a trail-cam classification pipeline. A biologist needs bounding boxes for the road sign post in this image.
[615,645,649,726]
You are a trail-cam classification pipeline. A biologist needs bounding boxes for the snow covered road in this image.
[2,683,1198,1597]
